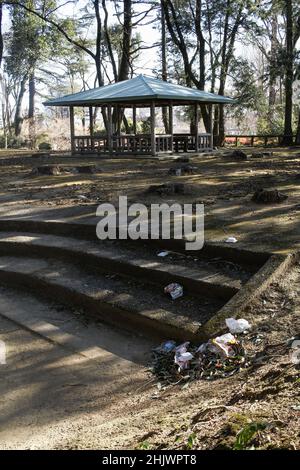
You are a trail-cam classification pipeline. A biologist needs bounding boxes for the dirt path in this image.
[0,288,155,449]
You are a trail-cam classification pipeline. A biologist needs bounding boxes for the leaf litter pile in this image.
[149,319,252,385]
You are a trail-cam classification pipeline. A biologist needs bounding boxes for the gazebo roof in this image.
[44,75,235,107]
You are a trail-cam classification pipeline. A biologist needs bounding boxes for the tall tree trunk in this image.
[14,77,27,137]
[282,0,294,145]
[215,79,226,146]
[161,0,169,133]
[0,2,3,67]
[28,69,36,147]
[215,1,243,146]
[268,14,277,115]
[195,0,210,132]
[215,0,230,146]
[28,70,35,119]
[94,0,108,130]
[213,104,219,139]
[195,0,205,90]
[1,77,10,148]
[102,0,117,80]
[114,0,132,133]
[94,0,104,87]
[295,110,300,145]
[0,1,4,145]
[267,13,278,133]
[118,0,132,82]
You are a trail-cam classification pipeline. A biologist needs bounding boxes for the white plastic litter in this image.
[225,236,238,243]
[196,343,207,354]
[226,318,251,334]
[174,342,193,371]
[207,333,237,357]
[175,352,194,370]
[157,251,169,257]
[175,342,189,354]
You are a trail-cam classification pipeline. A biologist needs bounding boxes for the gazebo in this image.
[44,75,234,156]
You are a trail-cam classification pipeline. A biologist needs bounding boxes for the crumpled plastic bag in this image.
[196,343,207,354]
[225,236,238,243]
[175,341,190,355]
[207,333,238,357]
[157,251,169,257]
[226,318,251,334]
[156,340,176,353]
[174,342,193,370]
[175,352,194,370]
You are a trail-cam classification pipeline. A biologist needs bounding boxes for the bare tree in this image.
[282,0,294,145]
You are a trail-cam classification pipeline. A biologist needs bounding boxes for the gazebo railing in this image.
[73,133,212,154]
[74,136,110,153]
[114,134,173,153]
[156,135,173,153]
[199,133,212,149]
[114,134,152,153]
[173,133,211,152]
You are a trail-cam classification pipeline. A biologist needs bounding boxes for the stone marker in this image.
[30,165,61,176]
[227,150,248,160]
[252,188,288,203]
[148,182,194,195]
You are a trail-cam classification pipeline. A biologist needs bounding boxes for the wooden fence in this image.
[225,134,297,147]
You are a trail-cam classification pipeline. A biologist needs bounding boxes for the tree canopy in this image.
[0,0,299,145]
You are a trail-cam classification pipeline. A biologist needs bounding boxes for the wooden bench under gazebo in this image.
[44,75,234,156]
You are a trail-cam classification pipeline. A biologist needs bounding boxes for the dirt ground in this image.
[1,147,300,252]
[0,147,300,450]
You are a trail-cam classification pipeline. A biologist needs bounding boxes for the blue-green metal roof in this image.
[44,75,235,107]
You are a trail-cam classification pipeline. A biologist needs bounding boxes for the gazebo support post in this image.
[116,105,120,135]
[107,104,113,154]
[168,102,173,153]
[194,103,199,152]
[150,101,156,156]
[113,105,117,135]
[89,106,94,150]
[210,104,215,150]
[69,106,75,155]
[210,104,214,150]
[115,105,121,135]
[132,106,137,134]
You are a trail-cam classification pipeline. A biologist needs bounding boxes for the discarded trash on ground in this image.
[157,251,169,257]
[164,282,183,300]
[225,236,238,243]
[252,188,288,204]
[174,342,193,370]
[150,322,250,384]
[205,333,239,357]
[155,340,177,353]
[226,317,251,334]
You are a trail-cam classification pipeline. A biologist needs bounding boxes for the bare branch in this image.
[4,0,95,59]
